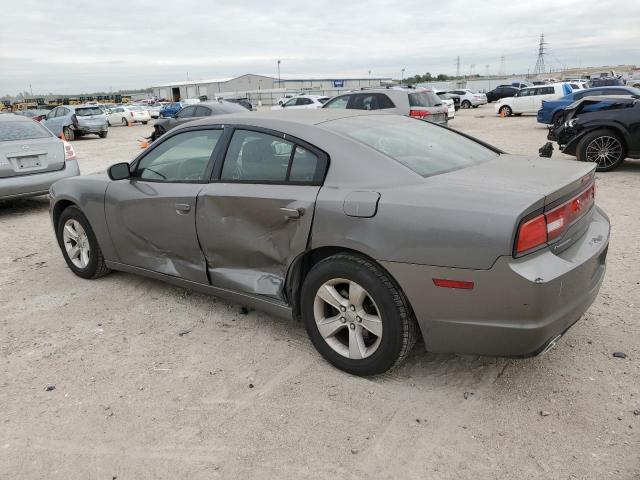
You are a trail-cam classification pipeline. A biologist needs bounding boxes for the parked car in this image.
[224,97,254,111]
[15,109,50,122]
[322,88,448,125]
[485,85,520,103]
[277,93,298,105]
[537,86,640,125]
[589,78,625,88]
[107,106,151,126]
[151,100,248,140]
[271,95,330,110]
[159,102,184,118]
[510,81,533,89]
[48,110,608,375]
[41,105,108,140]
[546,96,640,171]
[495,83,573,117]
[433,90,457,117]
[1,115,79,199]
[447,89,487,109]
[146,104,164,118]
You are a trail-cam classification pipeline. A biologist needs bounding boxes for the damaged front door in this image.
[105,128,223,283]
[196,127,328,300]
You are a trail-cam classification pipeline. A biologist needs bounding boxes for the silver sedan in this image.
[48,111,609,375]
[1,114,80,200]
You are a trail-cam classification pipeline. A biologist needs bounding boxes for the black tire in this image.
[63,127,74,141]
[121,118,128,126]
[99,131,108,138]
[576,129,626,172]
[551,111,564,126]
[142,121,148,125]
[461,100,471,109]
[56,205,111,279]
[472,105,479,108]
[300,253,418,376]
[499,105,512,117]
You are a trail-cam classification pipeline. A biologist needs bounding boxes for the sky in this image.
[1,0,639,95]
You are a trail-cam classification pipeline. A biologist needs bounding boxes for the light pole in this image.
[277,60,281,89]
[401,68,405,84]
[368,70,371,87]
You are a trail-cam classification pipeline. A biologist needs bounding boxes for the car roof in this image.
[581,95,637,102]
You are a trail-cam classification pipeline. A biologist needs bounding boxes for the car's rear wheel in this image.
[142,121,148,125]
[63,127,74,141]
[99,131,108,138]
[57,206,111,279]
[576,129,626,172]
[461,100,471,109]
[301,253,418,376]
[121,118,128,126]
[499,105,512,117]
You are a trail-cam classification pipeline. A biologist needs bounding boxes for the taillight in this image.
[410,109,429,118]
[63,141,76,161]
[515,183,595,255]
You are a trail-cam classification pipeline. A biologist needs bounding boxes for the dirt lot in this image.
[1,106,639,479]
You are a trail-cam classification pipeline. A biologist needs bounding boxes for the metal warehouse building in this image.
[152,73,393,104]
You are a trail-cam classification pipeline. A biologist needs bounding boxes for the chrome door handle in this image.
[175,203,191,214]
[280,207,304,219]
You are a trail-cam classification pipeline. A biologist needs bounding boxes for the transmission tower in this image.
[533,33,547,75]
[498,55,506,76]
[456,56,460,77]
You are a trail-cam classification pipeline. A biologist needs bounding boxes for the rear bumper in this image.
[537,109,552,124]
[0,160,80,200]
[382,206,610,357]
[77,124,108,134]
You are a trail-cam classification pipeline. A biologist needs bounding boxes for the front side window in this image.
[296,98,313,106]
[134,129,221,182]
[325,115,497,178]
[221,130,293,182]
[195,106,211,116]
[323,96,349,109]
[283,98,298,107]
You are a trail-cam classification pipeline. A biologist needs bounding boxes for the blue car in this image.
[159,102,184,118]
[537,86,640,125]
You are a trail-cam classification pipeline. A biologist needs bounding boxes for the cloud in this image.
[0,0,638,94]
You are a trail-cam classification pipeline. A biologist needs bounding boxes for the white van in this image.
[494,83,573,116]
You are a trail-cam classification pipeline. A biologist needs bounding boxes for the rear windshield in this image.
[325,115,498,177]
[75,107,103,116]
[0,120,52,141]
[408,91,441,107]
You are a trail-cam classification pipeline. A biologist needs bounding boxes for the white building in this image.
[152,73,393,104]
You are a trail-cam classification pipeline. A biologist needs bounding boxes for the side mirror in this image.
[108,162,131,180]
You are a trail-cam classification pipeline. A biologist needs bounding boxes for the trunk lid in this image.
[0,136,65,178]
[74,107,107,127]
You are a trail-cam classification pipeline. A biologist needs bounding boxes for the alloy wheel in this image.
[585,136,622,169]
[62,219,90,269]
[313,278,383,360]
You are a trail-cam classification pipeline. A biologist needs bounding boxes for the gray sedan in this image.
[1,114,80,200]
[49,111,609,375]
[151,100,248,140]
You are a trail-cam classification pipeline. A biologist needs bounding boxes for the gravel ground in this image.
[1,106,639,479]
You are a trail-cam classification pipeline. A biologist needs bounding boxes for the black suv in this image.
[485,85,520,103]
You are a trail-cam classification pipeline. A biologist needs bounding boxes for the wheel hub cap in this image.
[62,219,90,269]
[313,278,383,360]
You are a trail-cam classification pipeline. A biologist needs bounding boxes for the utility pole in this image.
[368,70,371,86]
[401,68,405,84]
[533,33,547,75]
[29,84,33,97]
[499,55,506,77]
[277,60,281,88]
[456,56,460,78]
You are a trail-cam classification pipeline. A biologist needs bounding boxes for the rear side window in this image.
[195,106,211,116]
[289,146,319,182]
[0,120,52,141]
[350,94,385,110]
[408,92,440,107]
[326,115,497,178]
[75,107,103,116]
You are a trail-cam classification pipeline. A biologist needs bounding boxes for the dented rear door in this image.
[196,128,327,300]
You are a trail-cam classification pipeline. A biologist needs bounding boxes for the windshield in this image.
[325,115,498,177]
[0,120,52,141]
[75,107,103,116]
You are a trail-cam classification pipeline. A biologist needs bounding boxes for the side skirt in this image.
[105,261,294,320]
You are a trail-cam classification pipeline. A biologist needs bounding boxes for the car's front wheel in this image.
[301,253,418,376]
[57,206,111,279]
[63,127,74,141]
[576,129,626,172]
[99,131,108,138]
[461,100,471,109]
[121,118,128,126]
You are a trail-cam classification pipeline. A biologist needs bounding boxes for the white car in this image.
[271,95,330,110]
[277,93,298,105]
[146,104,164,118]
[494,82,573,116]
[432,89,456,119]
[447,89,487,109]
[107,106,151,126]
